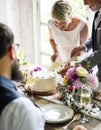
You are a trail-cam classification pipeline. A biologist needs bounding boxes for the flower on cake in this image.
[30,67,41,76]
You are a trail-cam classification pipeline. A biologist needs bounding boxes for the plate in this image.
[41,104,74,123]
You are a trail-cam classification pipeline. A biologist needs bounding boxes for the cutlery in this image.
[62,114,81,130]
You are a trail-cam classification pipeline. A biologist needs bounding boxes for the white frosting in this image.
[27,66,57,92]
[31,67,55,79]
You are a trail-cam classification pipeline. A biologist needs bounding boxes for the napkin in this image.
[49,62,60,71]
[92,123,101,130]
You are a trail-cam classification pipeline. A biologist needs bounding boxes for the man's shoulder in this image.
[2,97,39,115]
[1,97,43,122]
[0,97,45,130]
[9,97,38,111]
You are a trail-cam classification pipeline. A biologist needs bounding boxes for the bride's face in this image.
[53,19,68,31]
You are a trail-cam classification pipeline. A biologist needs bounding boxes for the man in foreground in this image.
[0,23,45,130]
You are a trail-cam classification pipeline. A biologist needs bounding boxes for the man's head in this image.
[0,23,14,58]
[0,23,23,81]
[83,0,101,11]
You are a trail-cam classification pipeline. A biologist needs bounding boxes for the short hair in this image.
[51,0,72,21]
[0,23,14,59]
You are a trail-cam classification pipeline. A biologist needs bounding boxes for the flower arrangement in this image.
[63,65,98,90]
[55,64,99,112]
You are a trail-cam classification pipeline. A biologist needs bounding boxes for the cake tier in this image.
[26,66,57,93]
[28,76,57,92]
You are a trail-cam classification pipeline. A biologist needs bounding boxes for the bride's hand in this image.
[51,53,57,62]
[57,61,71,78]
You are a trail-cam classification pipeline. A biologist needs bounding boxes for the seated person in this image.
[0,23,45,130]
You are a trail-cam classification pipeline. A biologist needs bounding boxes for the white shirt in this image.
[0,97,45,130]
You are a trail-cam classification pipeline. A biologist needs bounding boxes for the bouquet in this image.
[55,64,99,112]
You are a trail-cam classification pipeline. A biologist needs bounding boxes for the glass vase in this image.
[80,83,93,123]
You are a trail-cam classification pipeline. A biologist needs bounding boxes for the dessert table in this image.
[17,84,101,130]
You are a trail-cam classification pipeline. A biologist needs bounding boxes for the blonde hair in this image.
[51,0,72,21]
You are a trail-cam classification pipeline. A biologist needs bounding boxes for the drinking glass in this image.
[80,84,92,123]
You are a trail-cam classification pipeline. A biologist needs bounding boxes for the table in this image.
[33,97,101,130]
[18,85,101,130]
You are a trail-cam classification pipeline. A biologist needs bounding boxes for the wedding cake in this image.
[26,66,57,92]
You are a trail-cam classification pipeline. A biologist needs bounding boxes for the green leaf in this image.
[80,77,86,83]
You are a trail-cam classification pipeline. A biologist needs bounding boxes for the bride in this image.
[48,0,88,64]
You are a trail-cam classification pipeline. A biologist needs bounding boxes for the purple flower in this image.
[33,66,41,72]
[37,67,41,71]
[66,67,78,82]
[29,66,42,76]
[34,68,38,71]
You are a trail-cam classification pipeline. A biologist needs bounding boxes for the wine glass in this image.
[80,84,92,123]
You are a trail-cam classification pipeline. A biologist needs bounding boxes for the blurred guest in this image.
[0,23,45,130]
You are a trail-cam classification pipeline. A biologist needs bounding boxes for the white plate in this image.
[41,104,74,123]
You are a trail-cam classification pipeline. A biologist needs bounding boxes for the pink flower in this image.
[73,78,84,89]
[87,74,98,89]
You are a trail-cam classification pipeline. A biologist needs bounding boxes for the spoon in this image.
[62,114,81,130]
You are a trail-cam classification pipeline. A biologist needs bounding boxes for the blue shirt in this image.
[0,76,21,113]
[0,76,45,130]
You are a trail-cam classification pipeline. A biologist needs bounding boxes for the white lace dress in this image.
[48,18,86,64]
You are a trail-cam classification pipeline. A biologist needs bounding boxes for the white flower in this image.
[76,66,88,77]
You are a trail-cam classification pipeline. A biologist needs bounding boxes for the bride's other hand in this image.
[57,61,71,78]
[57,67,68,78]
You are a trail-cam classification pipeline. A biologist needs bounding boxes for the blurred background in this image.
[0,0,94,66]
